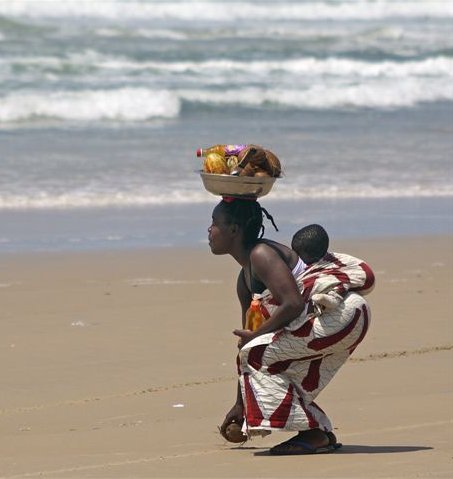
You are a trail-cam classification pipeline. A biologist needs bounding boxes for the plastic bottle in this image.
[196,144,247,158]
[245,294,265,332]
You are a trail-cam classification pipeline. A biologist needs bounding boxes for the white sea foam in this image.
[95,27,188,40]
[0,184,451,211]
[0,1,451,21]
[0,190,212,210]
[4,53,453,79]
[72,23,453,53]
[179,77,453,110]
[0,59,452,123]
[0,88,180,122]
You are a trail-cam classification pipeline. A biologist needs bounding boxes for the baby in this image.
[291,224,375,314]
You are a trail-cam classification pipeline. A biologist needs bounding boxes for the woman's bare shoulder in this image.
[250,240,298,268]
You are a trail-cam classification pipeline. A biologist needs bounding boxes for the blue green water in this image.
[0,0,452,251]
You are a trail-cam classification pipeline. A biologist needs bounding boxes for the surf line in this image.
[1,344,451,417]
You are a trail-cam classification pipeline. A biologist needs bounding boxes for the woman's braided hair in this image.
[220,198,278,248]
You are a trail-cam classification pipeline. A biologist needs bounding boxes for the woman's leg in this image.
[238,293,370,449]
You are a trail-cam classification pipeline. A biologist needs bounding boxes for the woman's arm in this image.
[218,271,250,437]
[235,244,304,344]
[219,382,244,438]
[237,269,252,329]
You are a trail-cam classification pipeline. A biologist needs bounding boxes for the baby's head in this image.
[291,224,329,265]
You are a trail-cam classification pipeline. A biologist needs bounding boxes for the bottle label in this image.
[225,144,247,156]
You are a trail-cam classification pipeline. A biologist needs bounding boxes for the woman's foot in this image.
[326,431,339,447]
[269,428,341,456]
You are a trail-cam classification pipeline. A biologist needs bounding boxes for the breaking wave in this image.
[0,184,451,210]
[0,1,452,21]
[1,76,451,124]
[0,88,180,122]
[4,53,453,78]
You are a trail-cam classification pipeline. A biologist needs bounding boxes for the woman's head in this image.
[208,198,278,254]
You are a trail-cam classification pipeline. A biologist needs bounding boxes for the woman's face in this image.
[208,205,235,255]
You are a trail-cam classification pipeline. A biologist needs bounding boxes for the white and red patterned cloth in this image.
[238,252,374,435]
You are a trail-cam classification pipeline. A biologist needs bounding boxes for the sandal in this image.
[269,431,342,456]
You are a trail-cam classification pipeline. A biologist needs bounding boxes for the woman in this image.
[208,198,370,455]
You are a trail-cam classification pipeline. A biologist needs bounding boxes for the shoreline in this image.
[1,195,452,254]
[0,231,450,256]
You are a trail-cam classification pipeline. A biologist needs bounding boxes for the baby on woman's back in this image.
[291,224,375,314]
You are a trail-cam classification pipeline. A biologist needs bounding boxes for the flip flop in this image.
[327,431,343,450]
[269,436,342,456]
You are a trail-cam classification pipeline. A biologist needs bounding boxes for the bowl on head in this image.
[200,171,277,198]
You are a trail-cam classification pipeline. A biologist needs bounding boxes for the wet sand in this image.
[1,235,452,478]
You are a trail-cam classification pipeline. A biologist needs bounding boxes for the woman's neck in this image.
[230,243,252,268]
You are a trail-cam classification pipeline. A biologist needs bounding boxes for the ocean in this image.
[0,0,452,252]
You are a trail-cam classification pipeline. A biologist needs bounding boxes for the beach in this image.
[1,1,452,476]
[1,235,452,478]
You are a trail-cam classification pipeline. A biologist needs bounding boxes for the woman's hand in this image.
[233,329,255,348]
[219,403,244,440]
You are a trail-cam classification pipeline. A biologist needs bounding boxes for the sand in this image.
[0,235,452,478]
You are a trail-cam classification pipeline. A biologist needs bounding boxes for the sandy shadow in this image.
[253,444,432,456]
[336,444,433,454]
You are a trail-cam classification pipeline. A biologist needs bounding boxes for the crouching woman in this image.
[208,198,370,455]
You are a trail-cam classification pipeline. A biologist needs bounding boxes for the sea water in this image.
[0,0,452,252]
